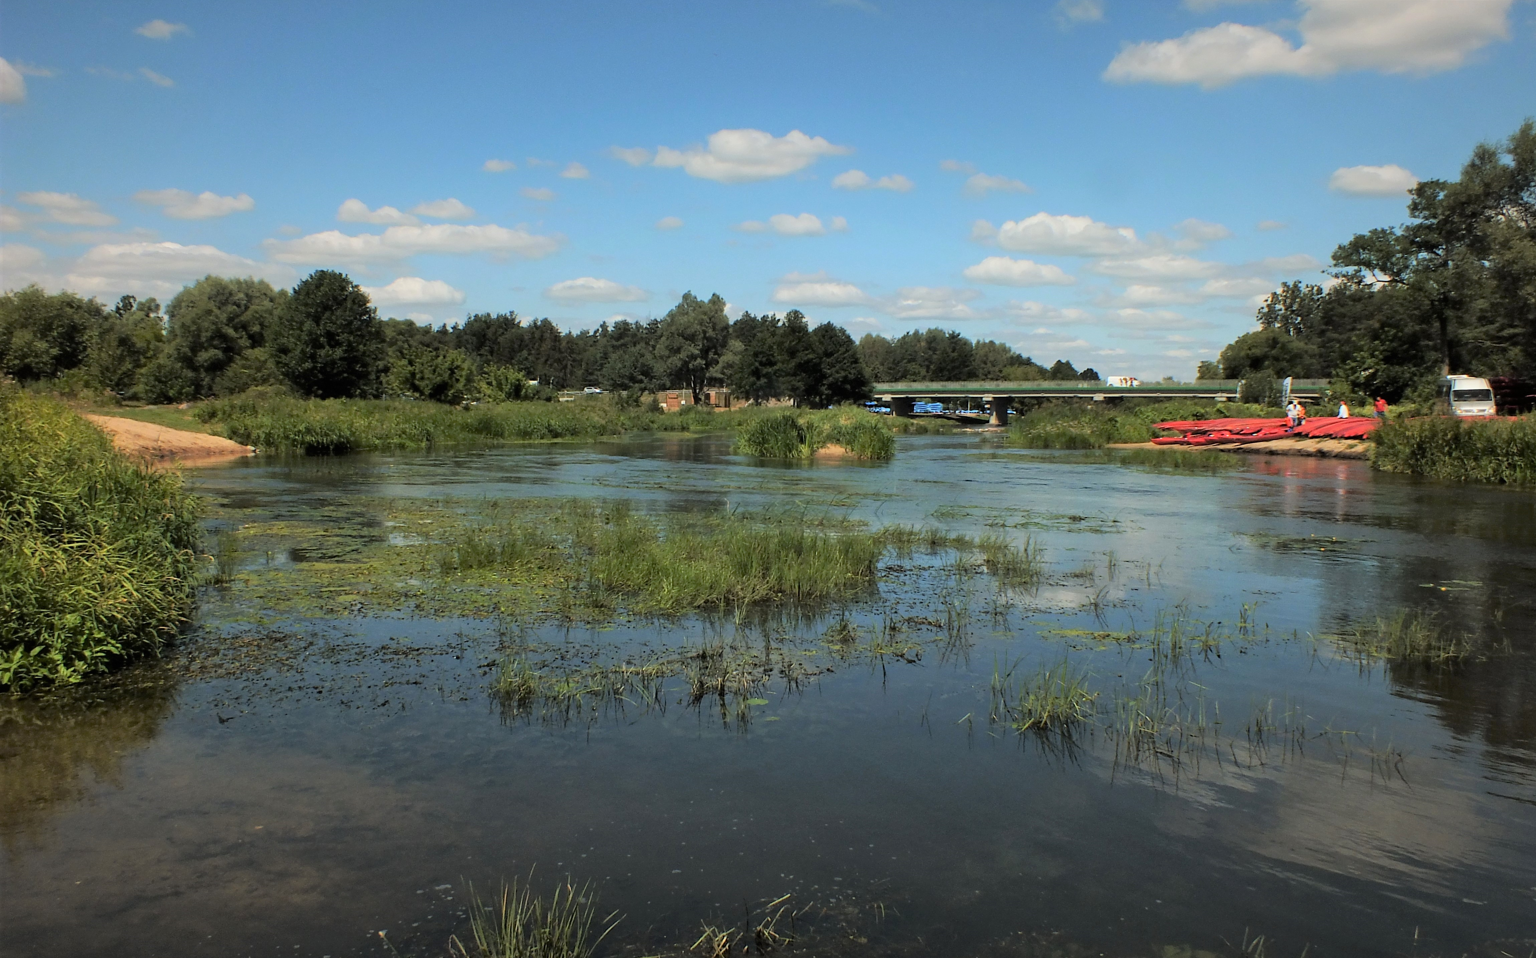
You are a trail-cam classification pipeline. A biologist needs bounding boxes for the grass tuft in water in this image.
[734,408,896,461]
[991,658,1098,735]
[1327,609,1470,665]
[449,875,617,958]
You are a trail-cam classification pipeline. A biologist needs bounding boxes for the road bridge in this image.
[873,379,1328,425]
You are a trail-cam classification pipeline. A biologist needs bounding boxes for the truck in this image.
[1436,375,1498,417]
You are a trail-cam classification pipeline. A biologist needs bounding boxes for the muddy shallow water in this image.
[4,433,1534,957]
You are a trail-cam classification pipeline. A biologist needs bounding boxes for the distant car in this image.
[1106,376,1140,388]
[583,386,603,394]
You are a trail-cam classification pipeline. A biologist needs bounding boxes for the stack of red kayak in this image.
[1149,417,1379,445]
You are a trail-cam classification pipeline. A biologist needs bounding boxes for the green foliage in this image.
[87,295,166,396]
[655,291,729,405]
[270,270,385,398]
[144,276,285,402]
[1219,327,1323,380]
[476,364,541,403]
[449,876,614,958]
[1005,400,1275,449]
[385,345,476,405]
[0,285,110,383]
[0,388,201,691]
[734,408,896,460]
[1371,414,1536,483]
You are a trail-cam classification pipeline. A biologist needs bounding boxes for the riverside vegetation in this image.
[0,388,201,691]
[1003,399,1276,449]
[1371,414,1536,484]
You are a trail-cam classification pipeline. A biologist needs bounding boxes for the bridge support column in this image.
[987,397,1011,426]
[887,396,914,417]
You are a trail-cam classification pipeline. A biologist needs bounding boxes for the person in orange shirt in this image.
[1374,396,1388,419]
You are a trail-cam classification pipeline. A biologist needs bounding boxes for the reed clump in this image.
[0,388,201,691]
[1005,399,1273,450]
[1371,415,1536,483]
[449,876,616,958]
[991,659,1098,735]
[734,407,896,461]
[1327,609,1471,665]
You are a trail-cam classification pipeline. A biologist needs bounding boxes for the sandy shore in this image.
[1109,437,1372,460]
[85,415,256,467]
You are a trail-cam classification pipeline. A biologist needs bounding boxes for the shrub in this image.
[0,388,201,691]
[1372,415,1536,483]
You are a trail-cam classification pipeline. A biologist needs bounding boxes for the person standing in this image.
[1286,399,1300,428]
[1338,400,1351,419]
[1374,396,1388,419]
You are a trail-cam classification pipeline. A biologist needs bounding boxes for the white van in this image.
[1437,375,1498,417]
[1105,376,1140,388]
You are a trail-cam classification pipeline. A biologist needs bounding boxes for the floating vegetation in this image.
[1243,532,1368,557]
[1324,609,1471,666]
[448,875,617,958]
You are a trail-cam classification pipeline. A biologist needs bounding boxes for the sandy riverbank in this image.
[1109,437,1372,459]
[85,414,256,467]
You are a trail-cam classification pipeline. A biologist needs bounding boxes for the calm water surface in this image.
[3,434,1534,957]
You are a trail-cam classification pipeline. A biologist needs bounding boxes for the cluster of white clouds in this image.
[611,129,852,183]
[1104,0,1512,89]
[736,213,848,237]
[832,170,913,192]
[337,197,475,225]
[265,223,562,266]
[940,160,1031,196]
[135,189,254,219]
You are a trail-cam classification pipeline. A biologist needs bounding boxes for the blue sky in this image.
[2,0,1532,378]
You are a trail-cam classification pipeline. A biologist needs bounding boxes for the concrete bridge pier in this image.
[987,396,1011,426]
[888,396,914,417]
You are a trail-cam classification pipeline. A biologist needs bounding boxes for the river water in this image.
[3,434,1534,957]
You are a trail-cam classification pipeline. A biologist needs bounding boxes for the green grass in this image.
[734,407,896,460]
[0,388,202,691]
[1371,415,1536,483]
[990,658,1098,734]
[1004,399,1277,450]
[1326,609,1470,665]
[449,876,616,958]
[440,503,885,614]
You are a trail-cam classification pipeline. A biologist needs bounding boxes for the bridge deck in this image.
[873,379,1327,401]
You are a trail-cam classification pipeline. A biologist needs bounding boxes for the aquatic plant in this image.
[990,658,1098,735]
[449,876,617,958]
[734,407,896,461]
[0,388,201,691]
[1326,609,1470,665]
[1371,414,1536,484]
[978,532,1043,586]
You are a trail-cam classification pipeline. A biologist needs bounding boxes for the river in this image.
[3,434,1533,957]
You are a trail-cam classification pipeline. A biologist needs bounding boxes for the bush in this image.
[0,388,201,691]
[1371,415,1536,483]
[1005,399,1277,449]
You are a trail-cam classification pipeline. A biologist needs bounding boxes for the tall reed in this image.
[734,407,896,461]
[449,876,616,958]
[0,387,201,691]
[1371,415,1536,484]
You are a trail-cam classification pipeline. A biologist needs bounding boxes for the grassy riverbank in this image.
[1371,415,1536,483]
[0,389,202,691]
[1005,399,1275,449]
[734,408,896,460]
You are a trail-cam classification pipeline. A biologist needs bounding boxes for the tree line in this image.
[1208,120,1536,403]
[3,275,1101,407]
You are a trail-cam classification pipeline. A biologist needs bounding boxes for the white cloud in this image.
[65,241,291,298]
[1329,163,1418,196]
[1104,0,1513,88]
[1097,307,1213,331]
[1172,218,1232,245]
[772,273,872,307]
[16,191,117,227]
[361,276,466,307]
[1256,219,1288,231]
[1092,253,1224,280]
[608,146,652,166]
[483,159,516,173]
[545,277,649,303]
[653,128,852,183]
[410,198,476,220]
[1251,253,1321,273]
[560,162,590,179]
[1200,276,1276,297]
[13,62,56,77]
[338,199,418,225]
[1109,284,1204,307]
[521,187,556,201]
[134,188,254,220]
[1056,0,1104,25]
[996,212,1139,256]
[265,224,563,266]
[738,213,828,236]
[830,216,848,232]
[963,255,1076,287]
[135,19,189,39]
[940,159,976,174]
[965,172,1032,196]
[889,286,982,320]
[139,68,174,87]
[526,158,555,168]
[1,243,47,275]
[0,58,26,104]
[831,169,914,192]
[655,216,684,231]
[0,206,29,232]
[970,219,999,244]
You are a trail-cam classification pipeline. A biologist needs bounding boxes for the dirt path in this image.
[85,415,255,467]
[1109,438,1372,460]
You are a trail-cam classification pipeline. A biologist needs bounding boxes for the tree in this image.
[1048,359,1079,380]
[142,276,285,400]
[719,312,783,404]
[806,322,872,406]
[974,340,1029,380]
[384,346,476,404]
[1195,360,1223,381]
[655,292,729,404]
[0,285,109,382]
[1218,328,1323,380]
[1077,367,1100,382]
[88,295,164,395]
[271,270,385,399]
